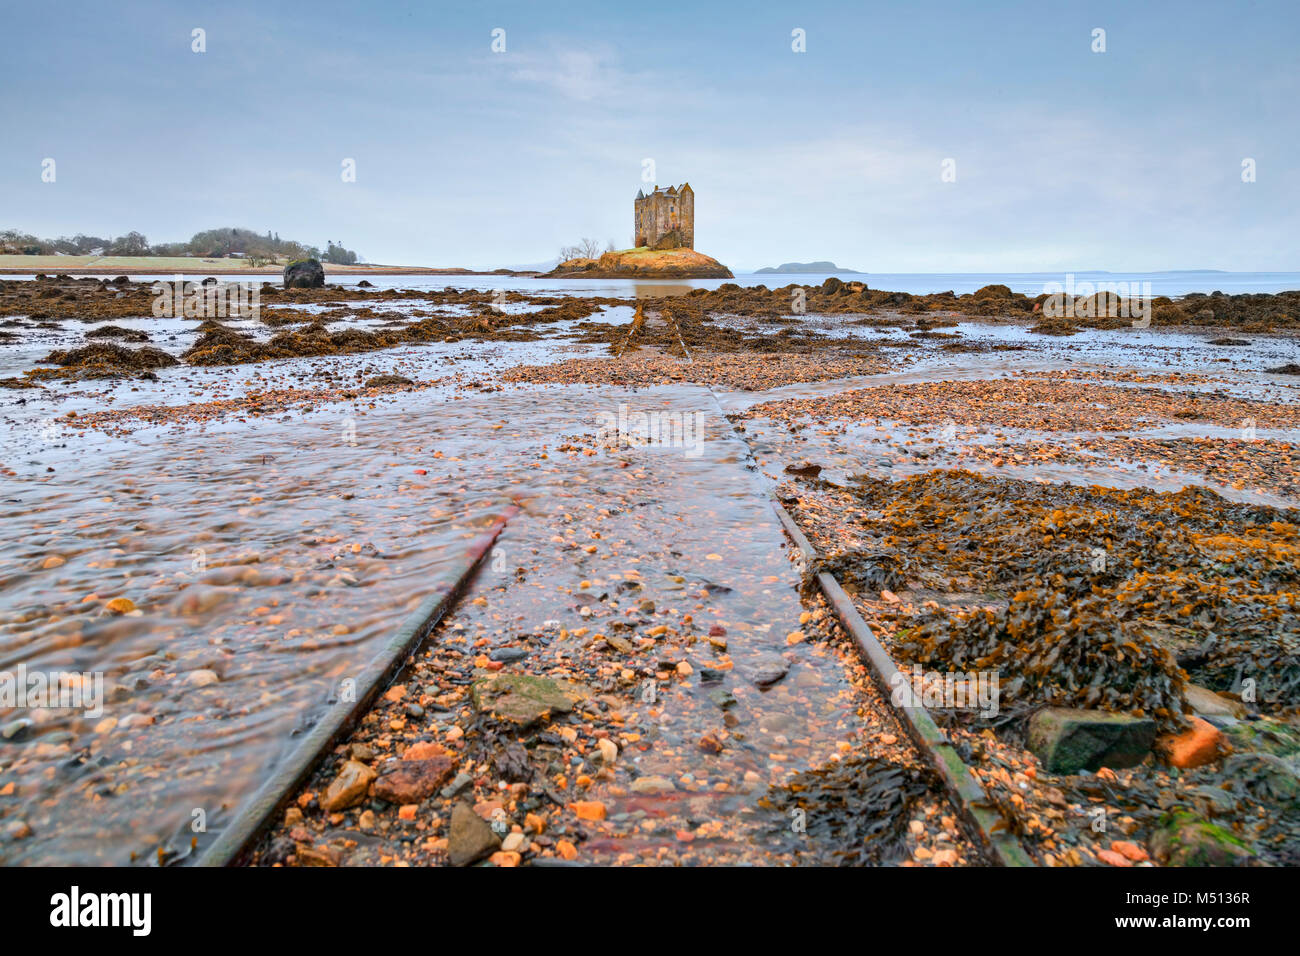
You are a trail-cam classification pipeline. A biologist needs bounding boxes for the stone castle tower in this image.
[634,183,694,250]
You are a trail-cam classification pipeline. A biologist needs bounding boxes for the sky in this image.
[1,0,1297,272]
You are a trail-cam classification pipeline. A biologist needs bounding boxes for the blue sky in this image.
[1,0,1296,271]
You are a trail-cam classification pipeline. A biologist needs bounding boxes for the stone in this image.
[283,258,325,289]
[448,801,500,866]
[294,843,340,866]
[1158,717,1224,769]
[1183,684,1246,719]
[1150,812,1255,867]
[470,673,589,726]
[570,800,606,821]
[1,718,32,741]
[489,647,528,663]
[596,738,618,763]
[401,741,446,761]
[363,374,413,388]
[751,656,789,689]
[184,669,220,688]
[4,819,32,840]
[1220,717,1300,758]
[1224,752,1300,806]
[1110,840,1150,862]
[322,759,376,812]
[630,775,676,795]
[1026,708,1156,774]
[500,832,526,853]
[370,757,456,804]
[708,688,737,710]
[441,772,473,798]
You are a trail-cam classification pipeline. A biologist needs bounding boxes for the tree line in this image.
[0,227,359,265]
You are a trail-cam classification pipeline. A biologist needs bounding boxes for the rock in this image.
[1158,717,1224,769]
[470,673,590,726]
[370,756,456,804]
[322,759,376,812]
[1224,752,1300,806]
[1110,840,1149,862]
[570,800,606,821]
[3,819,32,840]
[1220,717,1300,758]
[1150,812,1255,866]
[1026,708,1156,774]
[448,801,500,866]
[596,738,618,763]
[1096,849,1132,867]
[752,656,789,689]
[441,771,473,799]
[489,647,528,664]
[363,374,413,389]
[708,688,737,710]
[294,843,340,866]
[602,634,634,654]
[500,832,526,853]
[1,718,32,741]
[1184,684,1246,719]
[630,775,676,795]
[401,741,446,761]
[283,258,325,289]
[184,669,220,688]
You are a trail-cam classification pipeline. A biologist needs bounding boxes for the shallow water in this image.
[2,284,1298,864]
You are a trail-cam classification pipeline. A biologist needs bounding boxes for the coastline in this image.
[0,255,533,277]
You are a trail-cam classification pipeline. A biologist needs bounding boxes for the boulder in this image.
[1158,716,1224,769]
[370,756,457,804]
[447,801,500,866]
[283,258,325,289]
[1224,752,1300,806]
[1026,707,1156,774]
[470,673,589,727]
[1150,812,1255,867]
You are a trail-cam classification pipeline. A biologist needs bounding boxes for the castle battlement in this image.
[634,183,694,250]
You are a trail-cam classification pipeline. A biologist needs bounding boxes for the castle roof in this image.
[636,188,644,199]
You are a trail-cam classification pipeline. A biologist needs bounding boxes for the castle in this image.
[634,183,694,250]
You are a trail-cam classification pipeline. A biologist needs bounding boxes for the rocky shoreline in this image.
[545,248,733,279]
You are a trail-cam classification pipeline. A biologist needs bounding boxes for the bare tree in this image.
[560,237,603,261]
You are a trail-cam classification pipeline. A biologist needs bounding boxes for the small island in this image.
[754,261,861,274]
[546,183,733,279]
[547,246,733,279]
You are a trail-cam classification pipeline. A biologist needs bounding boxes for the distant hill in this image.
[754,261,861,274]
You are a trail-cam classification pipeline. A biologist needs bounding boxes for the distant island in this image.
[754,261,861,274]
